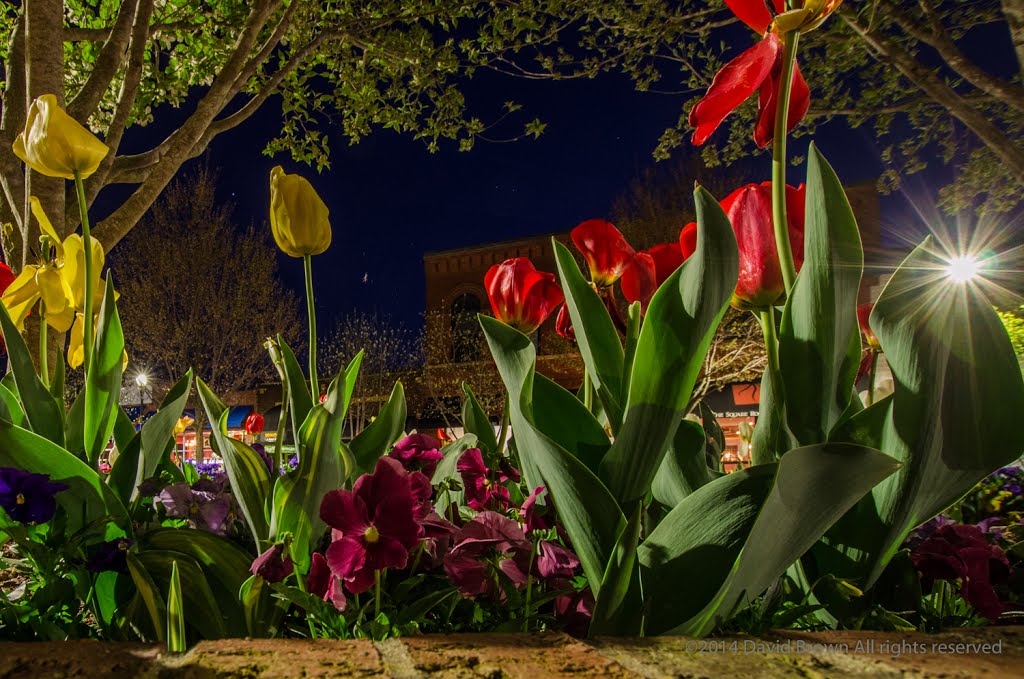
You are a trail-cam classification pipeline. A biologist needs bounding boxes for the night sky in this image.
[108,56,1002,331]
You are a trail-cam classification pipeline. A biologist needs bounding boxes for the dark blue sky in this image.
[107,61,966,331]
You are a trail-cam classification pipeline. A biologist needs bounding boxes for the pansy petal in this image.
[325,536,367,579]
[320,489,370,534]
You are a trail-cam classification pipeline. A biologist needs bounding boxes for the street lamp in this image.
[134,372,150,425]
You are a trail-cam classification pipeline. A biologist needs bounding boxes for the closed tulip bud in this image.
[13,95,109,179]
[485,258,564,334]
[571,220,635,288]
[244,413,265,435]
[269,166,332,258]
[725,182,805,310]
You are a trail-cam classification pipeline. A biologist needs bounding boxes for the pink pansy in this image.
[320,456,421,594]
[307,552,347,612]
[389,433,445,477]
[520,486,554,533]
[457,448,512,511]
[444,511,532,600]
[535,541,580,579]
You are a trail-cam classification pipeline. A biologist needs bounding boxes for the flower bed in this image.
[2,0,1024,650]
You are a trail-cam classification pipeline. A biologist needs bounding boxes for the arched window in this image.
[451,293,482,362]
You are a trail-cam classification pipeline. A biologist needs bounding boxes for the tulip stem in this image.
[38,300,48,387]
[293,569,317,638]
[759,307,783,392]
[771,31,801,297]
[73,172,94,374]
[497,397,510,454]
[374,569,382,619]
[866,351,878,406]
[303,254,319,397]
[274,384,289,471]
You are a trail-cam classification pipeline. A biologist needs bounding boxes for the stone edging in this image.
[0,626,1020,677]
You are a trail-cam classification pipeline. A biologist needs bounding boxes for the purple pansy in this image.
[320,457,422,594]
[389,434,445,477]
[86,538,134,573]
[251,443,275,477]
[156,482,233,535]
[0,467,69,524]
[536,541,580,579]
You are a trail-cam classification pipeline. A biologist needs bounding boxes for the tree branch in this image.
[841,6,1024,191]
[92,0,280,250]
[67,0,137,124]
[68,0,156,228]
[882,0,1024,114]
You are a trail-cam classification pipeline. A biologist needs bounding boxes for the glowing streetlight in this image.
[135,372,149,388]
[945,255,982,283]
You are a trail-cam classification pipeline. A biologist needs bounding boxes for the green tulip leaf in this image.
[481,314,623,595]
[0,418,129,535]
[641,443,898,636]
[780,144,864,444]
[0,295,64,447]
[588,502,644,636]
[430,433,478,511]
[276,335,314,440]
[84,277,125,467]
[533,373,609,475]
[139,528,250,637]
[48,347,65,404]
[651,419,719,507]
[461,383,498,453]
[600,186,738,507]
[349,381,407,475]
[165,559,187,652]
[273,370,353,571]
[553,238,625,431]
[126,552,167,642]
[0,382,26,428]
[126,370,193,501]
[196,378,271,547]
[829,239,1024,586]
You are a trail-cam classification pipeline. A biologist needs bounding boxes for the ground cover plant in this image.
[1,0,1022,648]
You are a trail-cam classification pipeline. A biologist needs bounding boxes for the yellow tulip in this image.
[61,233,105,311]
[173,417,195,436]
[12,95,109,179]
[269,166,332,258]
[0,197,106,336]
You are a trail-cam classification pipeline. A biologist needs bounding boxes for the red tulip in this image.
[684,182,805,310]
[485,258,564,334]
[570,220,636,287]
[555,303,576,342]
[689,3,810,148]
[857,303,880,350]
[244,413,265,435]
[620,252,656,309]
[679,223,698,260]
[0,262,14,352]
[724,182,805,309]
[621,241,687,309]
